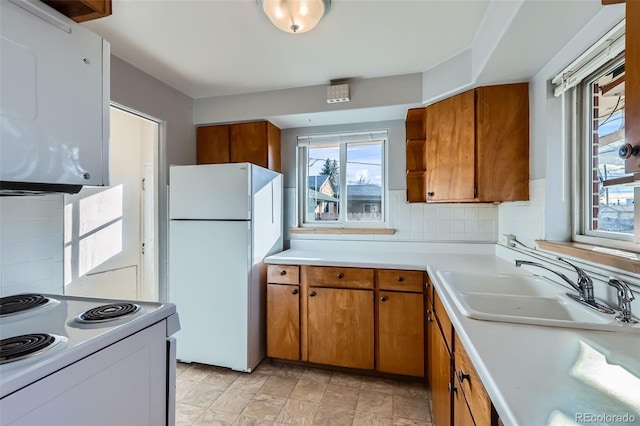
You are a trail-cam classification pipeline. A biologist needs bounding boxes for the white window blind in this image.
[297,130,388,147]
[551,20,625,97]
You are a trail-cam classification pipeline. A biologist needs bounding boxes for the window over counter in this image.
[553,20,639,249]
[297,130,388,228]
[583,58,634,239]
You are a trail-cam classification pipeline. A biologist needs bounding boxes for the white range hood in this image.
[0,0,110,195]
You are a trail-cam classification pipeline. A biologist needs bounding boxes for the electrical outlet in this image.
[500,234,516,247]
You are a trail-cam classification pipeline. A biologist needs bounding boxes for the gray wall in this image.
[110,55,196,302]
[194,74,423,126]
[111,55,196,171]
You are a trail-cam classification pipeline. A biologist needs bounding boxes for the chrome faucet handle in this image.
[607,277,637,323]
[556,257,594,300]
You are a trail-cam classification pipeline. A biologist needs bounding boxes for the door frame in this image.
[110,102,168,302]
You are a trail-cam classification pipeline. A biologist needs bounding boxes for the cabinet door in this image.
[307,287,374,369]
[455,334,492,426]
[476,83,529,202]
[428,307,452,426]
[454,386,475,426]
[42,0,112,22]
[626,0,640,173]
[197,125,230,164]
[266,284,300,360]
[230,122,268,168]
[426,90,476,202]
[378,291,424,376]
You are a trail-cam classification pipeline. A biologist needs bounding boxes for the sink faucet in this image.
[607,278,637,323]
[514,257,615,314]
[514,259,581,292]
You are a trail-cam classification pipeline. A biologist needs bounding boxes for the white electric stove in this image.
[0,293,180,426]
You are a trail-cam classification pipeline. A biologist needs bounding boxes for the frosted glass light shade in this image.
[259,0,331,34]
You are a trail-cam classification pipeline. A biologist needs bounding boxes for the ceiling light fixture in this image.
[257,0,331,34]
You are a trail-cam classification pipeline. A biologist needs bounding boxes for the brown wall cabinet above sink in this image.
[406,83,530,203]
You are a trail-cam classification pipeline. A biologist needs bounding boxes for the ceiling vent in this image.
[326,83,350,104]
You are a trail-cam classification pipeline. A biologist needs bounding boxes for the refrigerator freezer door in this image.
[169,220,251,370]
[169,163,251,220]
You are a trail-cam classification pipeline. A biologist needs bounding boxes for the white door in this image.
[64,107,158,300]
[169,220,251,371]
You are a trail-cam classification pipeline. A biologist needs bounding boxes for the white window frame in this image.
[296,130,389,229]
[555,20,639,250]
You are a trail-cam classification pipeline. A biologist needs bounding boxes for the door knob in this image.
[427,192,435,197]
[309,291,316,297]
[380,296,388,302]
[291,289,299,295]
[280,270,287,276]
[618,143,640,159]
[336,273,344,279]
[396,276,404,282]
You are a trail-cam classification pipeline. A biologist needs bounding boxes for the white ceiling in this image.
[84,0,491,99]
[81,0,613,129]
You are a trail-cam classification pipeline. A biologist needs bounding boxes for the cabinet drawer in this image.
[434,290,453,354]
[455,333,492,426]
[305,266,374,289]
[267,265,300,285]
[378,269,424,292]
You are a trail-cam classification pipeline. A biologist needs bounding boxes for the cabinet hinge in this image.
[142,178,145,191]
[474,187,477,197]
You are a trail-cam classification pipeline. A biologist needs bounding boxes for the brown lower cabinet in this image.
[266,264,425,377]
[427,308,452,426]
[426,276,496,426]
[266,283,300,360]
[454,386,476,426]
[308,287,374,369]
[378,291,424,376]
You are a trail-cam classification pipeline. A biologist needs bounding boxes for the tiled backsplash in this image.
[498,179,545,248]
[0,195,64,296]
[285,189,499,242]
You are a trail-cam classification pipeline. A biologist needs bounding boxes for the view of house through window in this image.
[584,59,634,238]
[300,131,386,225]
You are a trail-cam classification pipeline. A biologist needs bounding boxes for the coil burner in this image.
[0,333,64,365]
[0,294,54,318]
[76,303,141,324]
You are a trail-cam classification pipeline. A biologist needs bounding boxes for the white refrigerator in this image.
[168,163,283,372]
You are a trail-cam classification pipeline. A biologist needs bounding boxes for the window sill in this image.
[535,240,640,274]
[290,227,396,235]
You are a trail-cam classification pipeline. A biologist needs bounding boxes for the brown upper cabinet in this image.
[405,108,427,203]
[424,83,529,203]
[43,0,112,22]
[625,1,640,173]
[197,121,281,172]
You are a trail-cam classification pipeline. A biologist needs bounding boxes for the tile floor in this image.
[176,359,433,426]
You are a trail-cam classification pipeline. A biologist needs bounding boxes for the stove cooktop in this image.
[0,294,176,398]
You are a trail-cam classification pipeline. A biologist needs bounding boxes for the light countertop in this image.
[265,243,640,426]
